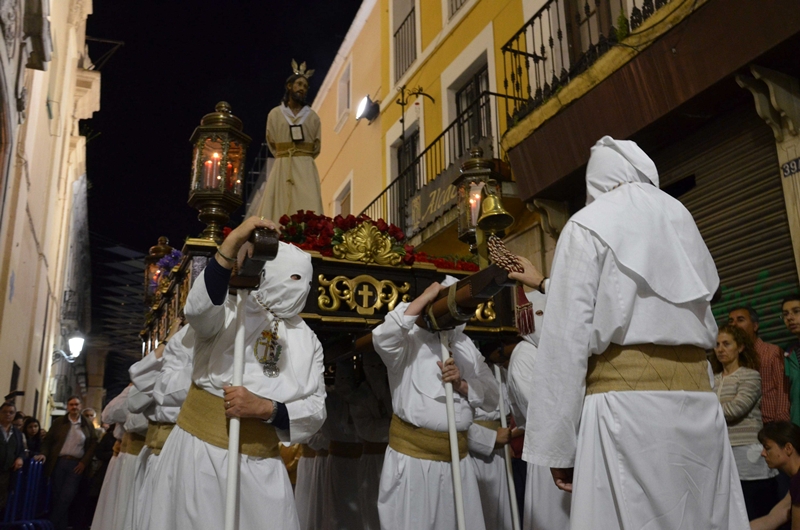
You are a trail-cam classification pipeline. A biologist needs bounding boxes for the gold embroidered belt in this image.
[177,383,281,459]
[329,441,363,459]
[300,444,317,458]
[362,442,389,455]
[389,414,467,462]
[586,343,712,395]
[145,421,175,456]
[474,420,502,430]
[120,432,146,456]
[273,141,316,158]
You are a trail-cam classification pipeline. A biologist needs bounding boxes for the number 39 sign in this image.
[784,157,800,177]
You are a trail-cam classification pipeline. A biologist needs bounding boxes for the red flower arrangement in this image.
[277,210,478,272]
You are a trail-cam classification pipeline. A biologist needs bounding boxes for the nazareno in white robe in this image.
[320,390,363,530]
[467,376,513,530]
[147,244,326,530]
[91,386,131,530]
[507,288,571,530]
[350,354,392,530]
[526,137,748,529]
[294,428,329,530]
[372,301,499,530]
[134,325,194,530]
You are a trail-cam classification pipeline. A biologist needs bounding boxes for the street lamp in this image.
[188,101,252,243]
[67,333,85,358]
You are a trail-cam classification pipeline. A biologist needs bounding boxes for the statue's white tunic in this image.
[372,303,499,530]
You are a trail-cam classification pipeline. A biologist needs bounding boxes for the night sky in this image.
[85,1,363,253]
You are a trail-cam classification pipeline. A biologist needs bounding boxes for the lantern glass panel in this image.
[226,139,244,196]
[195,136,225,190]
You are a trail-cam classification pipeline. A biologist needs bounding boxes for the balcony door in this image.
[455,66,490,159]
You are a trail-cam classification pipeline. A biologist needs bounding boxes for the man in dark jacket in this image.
[0,401,24,513]
[42,396,97,530]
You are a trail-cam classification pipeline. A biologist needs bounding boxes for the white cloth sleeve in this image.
[527,224,602,469]
[371,303,414,372]
[282,336,327,444]
[102,386,131,425]
[507,345,534,430]
[123,412,149,435]
[127,385,155,414]
[451,330,499,413]
[153,327,194,408]
[184,268,226,340]
[129,353,163,395]
[467,423,498,457]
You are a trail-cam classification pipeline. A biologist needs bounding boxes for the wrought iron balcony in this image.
[502,0,672,124]
[361,91,515,239]
[394,7,417,80]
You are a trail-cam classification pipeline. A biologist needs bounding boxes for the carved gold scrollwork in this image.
[472,301,496,323]
[332,221,403,266]
[317,273,410,316]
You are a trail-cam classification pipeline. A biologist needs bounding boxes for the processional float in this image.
[140,103,523,530]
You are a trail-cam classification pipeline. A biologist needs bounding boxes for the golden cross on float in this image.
[357,284,374,306]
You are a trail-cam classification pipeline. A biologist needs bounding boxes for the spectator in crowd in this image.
[0,402,24,513]
[42,395,98,530]
[713,324,778,520]
[81,408,102,440]
[782,294,800,427]
[750,422,800,529]
[12,412,24,432]
[729,306,791,424]
[22,417,45,462]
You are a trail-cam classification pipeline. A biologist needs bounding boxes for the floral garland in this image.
[277,210,478,272]
[149,249,184,292]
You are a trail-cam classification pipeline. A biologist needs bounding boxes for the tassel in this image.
[515,282,534,336]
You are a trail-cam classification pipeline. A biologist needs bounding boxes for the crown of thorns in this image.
[291,59,314,80]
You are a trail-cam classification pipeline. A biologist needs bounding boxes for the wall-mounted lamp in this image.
[356,95,380,123]
[68,333,85,358]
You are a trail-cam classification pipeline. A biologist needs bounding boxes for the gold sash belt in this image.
[389,414,467,462]
[362,442,389,455]
[273,141,316,158]
[145,421,175,456]
[329,441,363,459]
[120,432,146,456]
[474,420,502,431]
[177,383,280,459]
[586,343,712,395]
[300,444,317,458]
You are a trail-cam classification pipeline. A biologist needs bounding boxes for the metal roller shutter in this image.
[654,106,799,347]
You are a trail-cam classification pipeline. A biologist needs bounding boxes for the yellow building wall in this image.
[315,1,385,217]
[315,0,528,232]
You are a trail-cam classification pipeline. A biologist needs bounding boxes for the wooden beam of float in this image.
[324,264,514,363]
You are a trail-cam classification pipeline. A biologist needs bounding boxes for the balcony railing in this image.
[362,92,515,237]
[502,0,672,124]
[394,7,416,81]
[449,0,468,18]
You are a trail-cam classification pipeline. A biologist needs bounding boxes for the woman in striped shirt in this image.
[712,324,779,520]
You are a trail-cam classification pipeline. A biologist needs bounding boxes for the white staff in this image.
[225,291,248,530]
[494,364,521,530]
[440,333,466,530]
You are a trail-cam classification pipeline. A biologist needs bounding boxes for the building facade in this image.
[0,0,100,424]
[317,0,800,346]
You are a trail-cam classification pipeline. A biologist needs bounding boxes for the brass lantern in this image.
[452,147,513,251]
[188,101,252,243]
[144,236,173,304]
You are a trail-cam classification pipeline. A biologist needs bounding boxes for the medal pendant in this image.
[263,363,280,377]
